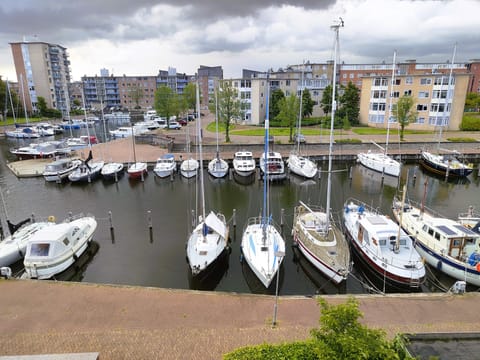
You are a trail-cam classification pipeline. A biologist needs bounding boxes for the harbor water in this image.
[1,134,479,295]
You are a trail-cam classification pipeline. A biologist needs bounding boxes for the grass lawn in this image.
[206,122,342,136]
[1,116,54,126]
[352,127,432,135]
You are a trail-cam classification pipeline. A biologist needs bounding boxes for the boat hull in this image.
[419,153,473,178]
[127,163,148,179]
[357,152,401,177]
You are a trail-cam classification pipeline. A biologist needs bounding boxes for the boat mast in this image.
[385,50,397,157]
[297,61,304,153]
[262,73,271,243]
[438,43,457,151]
[81,86,92,148]
[20,74,29,125]
[196,82,206,222]
[326,18,343,226]
[214,85,220,160]
[7,80,17,124]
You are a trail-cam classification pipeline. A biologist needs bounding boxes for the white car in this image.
[167,121,181,130]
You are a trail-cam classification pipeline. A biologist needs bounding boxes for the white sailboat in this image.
[208,88,229,178]
[287,63,318,179]
[127,122,148,180]
[186,82,229,277]
[292,20,350,284]
[241,74,286,288]
[180,111,199,179]
[357,50,401,177]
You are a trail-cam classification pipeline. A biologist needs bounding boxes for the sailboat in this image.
[69,92,104,183]
[5,76,40,139]
[241,73,286,289]
[127,124,148,179]
[420,45,473,178]
[180,104,199,179]
[357,51,401,177]
[186,82,229,277]
[97,80,125,180]
[207,88,229,178]
[287,63,318,179]
[291,20,350,284]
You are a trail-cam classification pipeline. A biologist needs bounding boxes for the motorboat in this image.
[392,197,480,287]
[357,150,401,177]
[5,127,40,139]
[135,120,160,130]
[419,150,473,178]
[344,198,425,290]
[458,206,480,234]
[68,155,104,183]
[101,162,125,180]
[287,152,318,179]
[233,151,256,177]
[127,162,148,179]
[61,118,87,130]
[180,158,199,179]
[64,136,95,151]
[0,219,55,267]
[259,151,286,181]
[241,74,285,289]
[208,156,229,178]
[110,124,148,138]
[23,214,97,280]
[153,153,177,178]
[33,123,55,136]
[144,109,157,120]
[43,158,82,182]
[10,141,70,160]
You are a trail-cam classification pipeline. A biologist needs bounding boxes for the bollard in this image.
[281,208,284,227]
[233,209,236,228]
[114,171,118,183]
[147,210,152,230]
[108,211,115,243]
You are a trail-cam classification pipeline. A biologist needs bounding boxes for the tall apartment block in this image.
[197,65,223,109]
[10,40,71,115]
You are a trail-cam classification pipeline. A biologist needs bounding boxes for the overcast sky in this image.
[1,0,479,82]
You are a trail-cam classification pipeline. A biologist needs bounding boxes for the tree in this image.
[320,85,334,116]
[129,85,144,109]
[301,89,315,118]
[183,83,197,112]
[339,82,360,125]
[465,92,480,112]
[270,88,285,121]
[37,96,48,116]
[392,95,417,141]
[154,85,176,127]
[275,94,299,142]
[217,80,242,143]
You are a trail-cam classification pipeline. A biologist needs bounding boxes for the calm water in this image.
[1,134,479,295]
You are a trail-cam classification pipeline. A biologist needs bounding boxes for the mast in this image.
[214,86,220,160]
[262,73,270,242]
[297,62,305,153]
[438,43,456,150]
[7,80,16,123]
[20,74,29,125]
[196,82,206,222]
[326,18,343,226]
[81,86,92,147]
[385,50,397,156]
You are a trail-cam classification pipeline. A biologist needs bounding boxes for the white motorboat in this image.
[357,51,401,178]
[259,151,286,181]
[68,155,104,183]
[187,82,229,277]
[0,220,55,267]
[33,123,55,136]
[110,124,148,138]
[392,196,480,287]
[419,150,473,178]
[357,150,401,177]
[153,153,177,178]
[5,127,40,139]
[10,141,70,160]
[43,158,82,182]
[233,151,256,177]
[23,215,97,280]
[241,74,285,289]
[344,198,425,289]
[180,158,199,179]
[287,152,318,179]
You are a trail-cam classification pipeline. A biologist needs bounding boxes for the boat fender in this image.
[18,249,23,257]
[477,263,480,273]
[436,260,442,270]
[73,254,78,261]
[48,215,56,223]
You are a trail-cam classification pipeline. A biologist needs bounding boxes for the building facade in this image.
[10,40,71,115]
[197,65,223,109]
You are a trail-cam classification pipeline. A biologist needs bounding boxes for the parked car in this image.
[177,118,188,126]
[293,133,306,144]
[167,121,181,130]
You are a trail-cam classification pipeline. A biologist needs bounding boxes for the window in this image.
[433,90,447,99]
[286,80,291,86]
[372,90,387,99]
[373,77,388,86]
[405,77,413,84]
[371,103,386,111]
[419,91,429,98]
[30,243,50,256]
[420,78,432,85]
[395,79,401,85]
[430,103,446,112]
[404,90,412,96]
[343,74,347,79]
[349,73,354,79]
[392,91,399,98]
[417,104,428,111]
[416,117,425,124]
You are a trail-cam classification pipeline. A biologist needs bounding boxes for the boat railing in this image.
[345,197,382,216]
[62,213,94,223]
[244,215,281,231]
[402,198,450,219]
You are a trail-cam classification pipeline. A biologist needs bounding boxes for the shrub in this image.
[460,114,480,131]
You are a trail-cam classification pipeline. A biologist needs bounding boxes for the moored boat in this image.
[344,198,426,290]
[419,150,473,178]
[259,151,286,181]
[43,158,82,182]
[23,214,97,280]
[233,151,256,177]
[153,154,177,178]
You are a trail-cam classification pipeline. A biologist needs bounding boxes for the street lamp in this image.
[272,250,285,327]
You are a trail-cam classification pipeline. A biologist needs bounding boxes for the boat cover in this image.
[205,211,227,239]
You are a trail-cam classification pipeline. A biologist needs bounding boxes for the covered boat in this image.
[420,150,473,178]
[259,151,286,181]
[43,158,82,182]
[23,215,97,280]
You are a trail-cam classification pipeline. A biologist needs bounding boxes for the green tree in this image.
[465,92,480,112]
[183,83,197,112]
[301,89,315,118]
[320,85,334,116]
[37,96,48,116]
[270,88,285,121]
[217,80,242,143]
[392,95,417,141]
[154,85,176,127]
[0,79,21,119]
[339,82,360,125]
[129,85,144,109]
[275,94,299,142]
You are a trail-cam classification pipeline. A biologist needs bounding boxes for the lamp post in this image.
[272,250,285,327]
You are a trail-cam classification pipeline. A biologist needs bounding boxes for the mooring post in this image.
[147,210,152,230]
[349,166,353,180]
[31,213,35,223]
[108,211,114,230]
[233,209,236,228]
[281,208,284,227]
[318,166,322,179]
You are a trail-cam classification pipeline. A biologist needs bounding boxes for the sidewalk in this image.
[0,280,479,359]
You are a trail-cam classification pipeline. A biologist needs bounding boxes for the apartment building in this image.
[359,72,470,131]
[10,40,71,115]
[197,65,223,109]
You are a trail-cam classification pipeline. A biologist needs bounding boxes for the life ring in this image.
[48,215,56,223]
[476,263,480,272]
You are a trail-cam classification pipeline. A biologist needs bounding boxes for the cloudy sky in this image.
[1,0,479,82]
